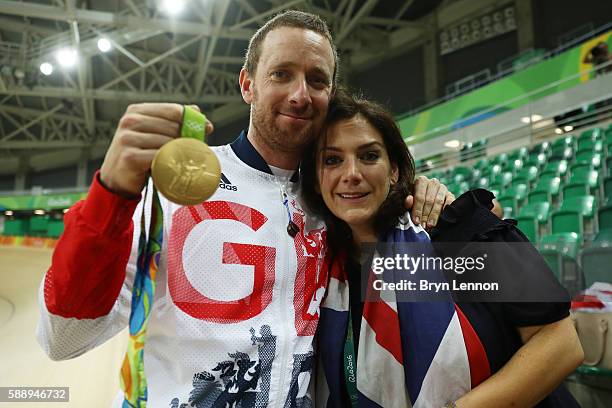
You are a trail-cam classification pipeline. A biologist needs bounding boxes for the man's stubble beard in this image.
[250,90,319,155]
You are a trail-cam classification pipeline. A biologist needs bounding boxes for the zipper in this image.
[275,180,292,407]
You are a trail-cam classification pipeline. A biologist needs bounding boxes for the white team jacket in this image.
[36,132,329,407]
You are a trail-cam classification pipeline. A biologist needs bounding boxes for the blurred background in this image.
[0,0,611,406]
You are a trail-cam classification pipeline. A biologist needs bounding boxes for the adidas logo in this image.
[219,173,238,191]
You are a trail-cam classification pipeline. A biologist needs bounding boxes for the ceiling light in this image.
[4,210,13,216]
[564,125,574,132]
[55,48,78,68]
[521,116,530,124]
[97,38,112,53]
[34,209,46,215]
[531,114,542,122]
[13,69,25,80]
[444,140,461,148]
[555,128,563,135]
[159,0,185,15]
[40,62,54,76]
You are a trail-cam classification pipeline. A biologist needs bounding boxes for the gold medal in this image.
[151,107,221,205]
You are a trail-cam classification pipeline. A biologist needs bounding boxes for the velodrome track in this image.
[1,245,611,407]
[0,246,126,407]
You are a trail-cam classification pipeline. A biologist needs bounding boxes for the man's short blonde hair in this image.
[243,10,339,88]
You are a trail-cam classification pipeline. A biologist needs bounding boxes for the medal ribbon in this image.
[120,106,207,407]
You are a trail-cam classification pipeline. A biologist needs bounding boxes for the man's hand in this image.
[99,103,214,197]
[405,175,455,228]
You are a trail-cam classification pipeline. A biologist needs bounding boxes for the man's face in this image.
[240,27,335,154]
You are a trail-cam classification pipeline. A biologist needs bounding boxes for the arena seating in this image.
[432,123,612,295]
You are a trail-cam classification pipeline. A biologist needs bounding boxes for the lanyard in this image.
[343,310,359,407]
[121,184,163,407]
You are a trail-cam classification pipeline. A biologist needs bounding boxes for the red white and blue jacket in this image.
[36,132,329,408]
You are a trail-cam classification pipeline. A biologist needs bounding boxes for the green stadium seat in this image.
[579,127,603,141]
[447,181,469,196]
[563,183,590,199]
[552,136,576,149]
[540,232,582,292]
[46,219,64,238]
[503,159,523,175]
[531,142,552,158]
[605,157,612,177]
[513,165,539,186]
[525,152,547,169]
[492,153,508,166]
[541,160,568,179]
[452,173,467,184]
[454,167,472,179]
[520,201,552,223]
[550,146,574,161]
[492,171,513,188]
[568,161,594,176]
[497,184,527,218]
[516,201,551,243]
[509,147,529,161]
[603,176,612,203]
[29,216,49,237]
[3,219,28,236]
[552,195,598,239]
[507,183,528,201]
[498,184,528,214]
[563,168,599,197]
[516,215,538,242]
[576,138,603,153]
[474,158,488,170]
[474,176,490,189]
[599,203,612,231]
[489,163,504,178]
[573,151,602,169]
[529,176,561,204]
[580,230,612,286]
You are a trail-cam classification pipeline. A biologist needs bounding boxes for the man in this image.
[36,10,452,407]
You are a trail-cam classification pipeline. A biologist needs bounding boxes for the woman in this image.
[300,89,584,408]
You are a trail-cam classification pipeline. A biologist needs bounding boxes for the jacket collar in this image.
[230,130,299,182]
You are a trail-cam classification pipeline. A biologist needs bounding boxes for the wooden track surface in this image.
[0,246,127,407]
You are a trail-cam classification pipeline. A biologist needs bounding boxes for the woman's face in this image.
[317,114,398,236]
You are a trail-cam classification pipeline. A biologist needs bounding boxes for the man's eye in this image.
[272,71,288,79]
[361,151,380,161]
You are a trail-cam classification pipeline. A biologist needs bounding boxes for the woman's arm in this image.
[454,316,583,408]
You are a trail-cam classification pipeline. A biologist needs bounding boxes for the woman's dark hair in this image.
[301,88,415,255]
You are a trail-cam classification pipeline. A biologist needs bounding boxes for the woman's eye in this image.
[361,151,380,161]
[310,77,329,88]
[323,156,341,165]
